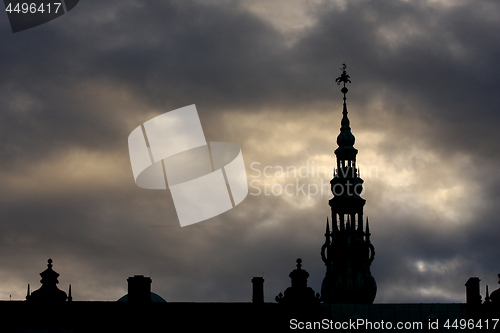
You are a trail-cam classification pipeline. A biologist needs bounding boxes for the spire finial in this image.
[335,63,351,105]
[335,64,355,147]
[296,258,302,270]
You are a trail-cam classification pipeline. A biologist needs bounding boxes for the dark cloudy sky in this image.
[1,0,499,304]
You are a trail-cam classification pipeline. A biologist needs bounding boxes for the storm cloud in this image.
[0,0,499,304]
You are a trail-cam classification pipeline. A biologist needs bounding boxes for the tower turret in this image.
[27,259,68,303]
[275,259,320,305]
[320,64,377,304]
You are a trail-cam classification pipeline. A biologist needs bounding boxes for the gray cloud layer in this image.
[0,0,499,303]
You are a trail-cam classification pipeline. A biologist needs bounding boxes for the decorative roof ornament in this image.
[334,64,356,148]
[335,63,351,100]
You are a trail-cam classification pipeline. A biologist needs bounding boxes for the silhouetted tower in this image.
[26,259,68,303]
[320,64,377,304]
[275,259,320,305]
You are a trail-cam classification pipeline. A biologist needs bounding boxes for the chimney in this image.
[127,275,152,303]
[465,277,481,306]
[252,277,264,303]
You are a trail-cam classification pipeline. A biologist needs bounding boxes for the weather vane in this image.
[335,63,351,100]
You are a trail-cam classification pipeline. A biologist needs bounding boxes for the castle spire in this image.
[321,65,376,304]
